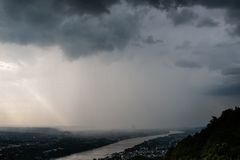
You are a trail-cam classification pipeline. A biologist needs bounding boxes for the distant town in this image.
[98,131,196,160]
[0,127,178,160]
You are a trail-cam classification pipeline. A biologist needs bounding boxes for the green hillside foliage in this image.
[164,107,240,160]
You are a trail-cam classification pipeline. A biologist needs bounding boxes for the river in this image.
[56,131,182,160]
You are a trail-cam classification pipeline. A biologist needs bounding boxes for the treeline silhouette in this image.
[164,107,240,160]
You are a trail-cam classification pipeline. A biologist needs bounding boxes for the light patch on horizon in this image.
[0,44,68,127]
[0,61,18,72]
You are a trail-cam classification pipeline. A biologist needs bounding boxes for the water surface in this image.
[57,131,181,160]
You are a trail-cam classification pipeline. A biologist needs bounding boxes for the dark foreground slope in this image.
[165,107,240,160]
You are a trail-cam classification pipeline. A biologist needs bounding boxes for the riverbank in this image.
[56,131,183,160]
[99,132,189,160]
[0,128,168,160]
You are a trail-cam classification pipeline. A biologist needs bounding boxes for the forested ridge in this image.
[164,107,240,160]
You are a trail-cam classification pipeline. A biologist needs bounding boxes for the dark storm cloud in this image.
[60,13,141,58]
[209,66,240,96]
[222,67,240,76]
[210,84,240,96]
[196,18,219,28]
[0,0,179,58]
[1,0,180,58]
[225,9,240,36]
[175,41,191,50]
[186,0,240,35]
[128,0,240,9]
[126,0,188,9]
[1,0,240,58]
[190,0,240,9]
[143,35,164,45]
[2,0,120,16]
[168,9,219,28]
[0,0,142,58]
[175,59,201,69]
[191,41,240,71]
[167,8,198,26]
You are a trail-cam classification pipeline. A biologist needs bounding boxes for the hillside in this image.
[164,107,240,160]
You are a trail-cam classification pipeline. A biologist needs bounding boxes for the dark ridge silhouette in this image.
[164,107,240,160]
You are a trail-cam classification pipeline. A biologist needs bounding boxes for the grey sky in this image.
[0,0,239,129]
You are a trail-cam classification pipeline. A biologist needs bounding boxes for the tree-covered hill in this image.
[164,107,240,160]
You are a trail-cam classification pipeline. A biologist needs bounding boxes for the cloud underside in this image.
[0,0,240,58]
[0,0,240,98]
[1,0,240,128]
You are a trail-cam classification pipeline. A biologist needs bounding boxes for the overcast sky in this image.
[0,0,240,129]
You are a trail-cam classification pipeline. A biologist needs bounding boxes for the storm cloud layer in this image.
[0,0,240,57]
[0,0,240,129]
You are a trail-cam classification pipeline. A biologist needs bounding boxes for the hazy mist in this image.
[0,0,240,130]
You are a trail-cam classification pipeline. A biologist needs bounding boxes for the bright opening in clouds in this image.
[0,0,240,129]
